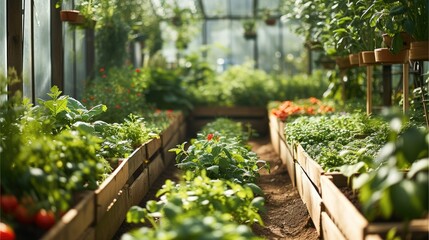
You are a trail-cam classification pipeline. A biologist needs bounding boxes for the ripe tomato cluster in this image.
[0,194,57,237]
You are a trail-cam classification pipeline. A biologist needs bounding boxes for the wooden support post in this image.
[7,0,23,97]
[403,63,409,113]
[366,65,373,115]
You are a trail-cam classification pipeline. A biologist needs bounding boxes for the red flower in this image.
[82,98,87,103]
[102,74,107,78]
[207,133,214,141]
[99,67,105,73]
[135,68,141,73]
[115,104,121,109]
[89,95,95,101]
[136,92,142,97]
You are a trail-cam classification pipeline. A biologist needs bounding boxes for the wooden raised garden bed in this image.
[268,113,296,186]
[321,174,429,240]
[188,107,268,137]
[295,162,322,235]
[41,115,186,240]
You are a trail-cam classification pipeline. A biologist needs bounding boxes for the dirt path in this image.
[114,137,319,240]
[249,137,319,240]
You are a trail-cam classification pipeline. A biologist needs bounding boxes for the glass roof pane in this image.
[229,0,253,17]
[202,0,228,17]
[258,0,280,10]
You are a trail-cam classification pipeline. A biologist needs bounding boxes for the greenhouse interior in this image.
[1,0,428,239]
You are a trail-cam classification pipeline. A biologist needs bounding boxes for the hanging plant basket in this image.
[374,48,409,64]
[244,31,257,40]
[409,41,429,61]
[264,18,276,26]
[60,10,85,24]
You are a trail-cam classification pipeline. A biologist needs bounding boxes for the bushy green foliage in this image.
[127,171,264,226]
[124,205,262,240]
[199,118,255,144]
[83,66,150,123]
[285,112,390,170]
[353,114,429,221]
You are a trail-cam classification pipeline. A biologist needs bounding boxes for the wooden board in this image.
[127,146,146,175]
[321,175,429,240]
[78,227,95,240]
[192,106,268,117]
[269,121,280,155]
[321,212,346,240]
[163,131,180,166]
[41,192,95,240]
[296,163,322,234]
[295,162,304,200]
[145,137,162,160]
[95,187,129,240]
[296,144,324,194]
[161,120,179,148]
[95,159,130,222]
[148,153,165,186]
[178,122,187,143]
[280,139,295,186]
[128,168,149,206]
[188,107,268,137]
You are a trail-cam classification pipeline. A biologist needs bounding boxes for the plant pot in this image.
[374,48,409,64]
[264,18,276,26]
[409,41,429,61]
[382,32,414,49]
[348,53,360,67]
[359,51,377,66]
[335,56,351,69]
[244,32,257,40]
[60,10,85,24]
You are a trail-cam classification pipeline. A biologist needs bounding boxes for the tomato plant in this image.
[34,209,56,230]
[0,222,15,240]
[0,194,18,214]
[14,205,34,224]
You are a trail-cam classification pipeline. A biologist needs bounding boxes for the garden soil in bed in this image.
[113,137,319,240]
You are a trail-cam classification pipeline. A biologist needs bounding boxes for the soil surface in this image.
[114,136,319,240]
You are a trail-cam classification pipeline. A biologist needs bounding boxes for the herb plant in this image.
[127,171,264,226]
[172,134,268,184]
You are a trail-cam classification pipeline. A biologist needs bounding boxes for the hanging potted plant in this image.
[402,0,429,61]
[57,0,97,28]
[261,9,277,26]
[243,19,257,40]
[369,0,413,64]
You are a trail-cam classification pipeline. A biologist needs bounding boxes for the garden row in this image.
[0,84,186,240]
[269,98,429,240]
[122,118,269,239]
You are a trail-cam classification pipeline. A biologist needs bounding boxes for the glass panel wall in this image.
[0,1,6,77]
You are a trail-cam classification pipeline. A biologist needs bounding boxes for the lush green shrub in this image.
[285,112,389,170]
[83,66,150,123]
[127,171,264,226]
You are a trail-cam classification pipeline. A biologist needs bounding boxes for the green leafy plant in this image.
[124,206,262,240]
[83,66,150,123]
[353,115,429,222]
[286,112,389,170]
[127,171,265,226]
[172,133,268,184]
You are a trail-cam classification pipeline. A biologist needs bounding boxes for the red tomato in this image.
[34,209,56,230]
[0,195,18,214]
[0,222,15,240]
[14,205,34,224]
